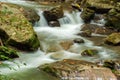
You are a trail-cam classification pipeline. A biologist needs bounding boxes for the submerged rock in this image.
[0,2,40,51]
[40,40,73,53]
[0,46,18,61]
[39,59,117,80]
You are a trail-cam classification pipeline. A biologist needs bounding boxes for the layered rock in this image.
[83,0,114,13]
[0,2,40,51]
[39,59,117,80]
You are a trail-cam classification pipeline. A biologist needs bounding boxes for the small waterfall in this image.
[35,10,48,27]
[59,11,83,25]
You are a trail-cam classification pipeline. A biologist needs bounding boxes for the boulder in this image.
[81,49,98,57]
[80,8,95,23]
[43,5,63,23]
[83,0,114,13]
[80,24,116,35]
[105,2,120,30]
[0,46,18,61]
[104,33,120,45]
[39,59,117,80]
[0,2,40,51]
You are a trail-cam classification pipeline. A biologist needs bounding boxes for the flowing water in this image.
[0,0,119,80]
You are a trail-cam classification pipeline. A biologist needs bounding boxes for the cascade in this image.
[0,0,119,80]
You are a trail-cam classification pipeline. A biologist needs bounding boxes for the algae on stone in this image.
[0,46,18,61]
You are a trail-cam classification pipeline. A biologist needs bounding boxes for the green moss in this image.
[0,46,18,61]
[0,74,16,80]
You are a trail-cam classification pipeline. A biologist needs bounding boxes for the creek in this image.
[0,0,119,80]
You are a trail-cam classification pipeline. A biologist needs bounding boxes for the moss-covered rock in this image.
[80,8,95,23]
[105,2,120,30]
[83,0,114,13]
[81,49,98,56]
[0,2,40,51]
[0,46,18,61]
[39,59,117,79]
[104,33,120,45]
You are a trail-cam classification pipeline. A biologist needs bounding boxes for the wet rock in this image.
[43,5,63,24]
[80,8,95,23]
[39,59,117,80]
[80,24,116,35]
[105,33,120,45]
[83,0,114,13]
[74,38,84,44]
[48,20,60,27]
[59,40,73,50]
[0,46,18,61]
[0,2,40,51]
[50,51,64,60]
[81,49,98,57]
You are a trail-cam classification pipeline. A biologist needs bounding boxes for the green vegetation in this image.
[0,46,18,61]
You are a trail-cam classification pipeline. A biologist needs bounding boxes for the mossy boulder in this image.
[80,8,95,23]
[0,46,18,61]
[105,2,120,30]
[0,2,40,51]
[105,33,120,45]
[39,59,117,80]
[81,49,98,56]
[83,0,114,13]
